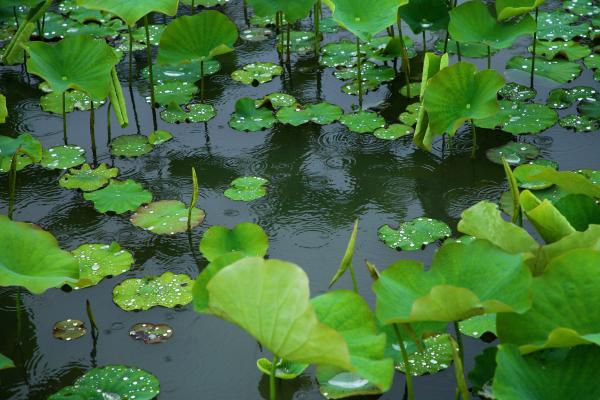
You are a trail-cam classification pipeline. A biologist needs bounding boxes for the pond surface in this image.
[1,1,599,399]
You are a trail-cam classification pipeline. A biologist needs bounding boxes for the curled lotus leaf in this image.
[276,102,343,126]
[113,271,193,311]
[53,319,87,341]
[59,164,118,192]
[129,323,174,344]
[378,217,451,251]
[71,242,134,289]
[200,222,269,262]
[161,102,216,124]
[231,62,283,85]
[84,179,153,214]
[340,111,386,133]
[229,98,275,131]
[110,135,153,158]
[256,358,308,379]
[193,252,246,312]
[507,56,581,84]
[130,200,205,235]
[41,145,86,170]
[0,133,42,173]
[224,176,268,201]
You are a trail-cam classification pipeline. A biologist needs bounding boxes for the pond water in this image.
[1,1,599,399]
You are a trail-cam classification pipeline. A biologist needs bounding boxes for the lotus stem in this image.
[470,120,477,159]
[456,41,462,61]
[243,0,249,26]
[270,356,279,400]
[487,46,491,69]
[278,12,284,59]
[356,36,363,110]
[453,321,464,364]
[8,149,19,220]
[314,0,320,56]
[62,91,68,144]
[191,0,195,10]
[286,23,291,64]
[90,101,97,166]
[188,167,199,231]
[422,31,426,53]
[86,299,98,333]
[106,102,112,144]
[396,9,412,98]
[200,60,205,102]
[443,30,450,53]
[13,6,19,28]
[392,324,415,400]
[128,25,133,87]
[530,7,539,89]
[41,12,45,37]
[349,265,359,294]
[449,335,469,400]
[16,287,22,346]
[144,15,158,132]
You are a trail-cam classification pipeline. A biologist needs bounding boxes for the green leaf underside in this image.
[76,0,179,26]
[256,358,309,379]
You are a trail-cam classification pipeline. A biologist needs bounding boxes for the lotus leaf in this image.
[563,0,600,16]
[486,141,540,165]
[204,257,352,369]
[240,27,273,42]
[312,290,394,398]
[193,252,245,312]
[399,103,421,126]
[378,217,451,251]
[374,239,531,323]
[71,242,134,289]
[276,31,315,53]
[84,179,152,214]
[26,35,119,100]
[449,0,536,49]
[144,60,221,84]
[328,0,400,41]
[578,97,600,120]
[559,114,599,132]
[256,358,308,379]
[520,190,576,242]
[2,0,52,65]
[468,346,497,399]
[320,17,340,33]
[48,365,160,400]
[507,56,581,83]
[474,100,558,135]
[0,215,79,294]
[41,145,86,170]
[334,63,395,86]
[229,98,275,131]
[399,82,421,98]
[584,54,600,71]
[0,133,42,173]
[459,314,497,339]
[129,323,174,344]
[148,130,173,145]
[161,102,216,124]
[153,81,198,106]
[423,62,504,135]
[547,86,597,109]
[498,82,537,102]
[60,163,119,192]
[40,90,104,114]
[513,164,554,189]
[537,10,590,40]
[321,40,360,68]
[255,92,296,109]
[532,40,591,61]
[231,62,283,85]
[340,111,385,133]
[125,24,165,46]
[247,0,315,23]
[434,39,498,58]
[0,353,14,370]
[200,222,269,262]
[76,0,177,27]
[110,135,153,158]
[113,271,193,311]
[522,166,600,198]
[399,0,450,34]
[373,124,413,140]
[131,200,205,235]
[554,194,600,230]
[495,0,545,20]
[276,102,343,126]
[394,334,454,376]
[224,176,268,201]
[53,319,87,341]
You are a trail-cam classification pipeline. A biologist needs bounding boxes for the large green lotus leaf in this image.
[559,115,600,132]
[474,100,558,135]
[0,353,14,370]
[158,11,237,65]
[205,257,352,369]
[525,166,600,198]
[41,145,86,170]
[110,135,153,158]
[143,60,221,84]
[329,0,399,41]
[493,345,600,400]
[77,0,177,26]
[26,35,119,100]
[547,86,597,109]
[457,201,538,255]
[340,111,386,133]
[449,0,536,49]
[71,242,134,289]
[84,179,152,214]
[508,56,581,83]
[378,217,451,251]
[0,133,42,173]
[486,142,540,165]
[160,102,216,124]
[113,271,193,311]
[520,190,575,243]
[231,62,283,85]
[498,82,537,102]
[498,249,600,353]
[200,222,269,262]
[130,200,205,235]
[256,358,308,380]
[312,290,394,398]
[48,365,160,400]
[399,0,450,34]
[276,102,343,126]
[0,215,79,294]
[495,0,545,20]
[532,40,591,61]
[193,252,245,312]
[423,62,504,135]
[59,163,119,192]
[229,98,275,131]
[459,313,497,339]
[224,176,268,201]
[374,239,531,323]
[537,10,590,41]
[248,0,314,23]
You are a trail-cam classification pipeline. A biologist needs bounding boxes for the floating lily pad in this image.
[41,145,85,170]
[256,358,308,379]
[224,176,268,201]
[537,10,590,41]
[71,242,134,289]
[340,111,386,133]
[110,135,153,158]
[373,124,414,140]
[40,90,104,114]
[398,103,421,126]
[84,179,152,214]
[256,92,296,109]
[53,319,87,341]
[320,17,339,33]
[578,97,600,119]
[152,81,198,106]
[559,115,600,132]
[563,0,600,16]
[399,82,422,98]
[59,164,119,192]
[200,222,269,261]
[486,142,540,165]
[434,39,498,58]
[459,314,497,339]
[513,164,555,190]
[395,334,454,376]
[378,217,451,251]
[276,31,315,53]
[240,27,273,42]
[531,40,591,61]
[148,130,173,145]
[143,60,221,84]
[0,133,42,173]
[507,56,581,83]
[130,200,205,235]
[334,62,395,85]
[321,40,359,68]
[231,62,283,85]
[475,100,558,135]
[547,86,597,109]
[160,102,216,124]
[48,365,160,400]
[276,102,343,126]
[229,98,275,131]
[498,82,537,102]
[113,272,193,311]
[129,323,173,344]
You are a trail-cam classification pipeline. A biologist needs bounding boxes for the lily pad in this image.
[148,130,173,145]
[224,176,268,201]
[434,39,500,58]
[531,40,591,61]
[373,124,414,140]
[240,27,273,42]
[395,334,455,376]
[547,86,597,109]
[486,142,540,165]
[506,56,581,83]
[276,31,315,53]
[143,60,221,84]
[276,102,343,126]
[161,102,216,124]
[71,242,134,289]
[398,103,421,126]
[53,319,87,341]
[231,62,283,85]
[59,164,119,192]
[110,135,153,158]
[248,0,314,23]
[537,10,591,41]
[340,111,386,133]
[559,115,600,132]
[113,271,193,311]
[129,323,173,344]
[378,217,451,251]
[475,100,558,135]
[513,164,555,190]
[256,92,296,109]
[131,200,205,235]
[0,133,42,173]
[563,0,600,16]
[256,358,308,380]
[153,81,198,106]
[498,82,537,102]
[399,82,422,98]
[41,145,86,170]
[84,179,152,214]
[459,314,497,339]
[229,98,275,131]
[200,222,269,262]
[40,90,104,114]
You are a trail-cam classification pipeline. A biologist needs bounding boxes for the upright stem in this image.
[314,0,320,56]
[270,356,279,400]
[86,299,98,333]
[8,150,18,219]
[278,12,284,59]
[397,10,411,98]
[453,321,464,365]
[191,0,195,10]
[422,30,426,53]
[487,46,491,69]
[144,15,158,131]
[470,120,477,159]
[349,265,359,294]
[13,6,19,29]
[530,7,539,89]
[128,25,133,87]
[456,41,462,61]
[243,0,249,26]
[200,60,205,102]
[106,102,112,144]
[449,334,469,400]
[356,36,363,110]
[392,324,415,400]
[275,12,281,57]
[62,91,68,144]
[15,287,22,346]
[286,21,291,64]
[90,101,97,166]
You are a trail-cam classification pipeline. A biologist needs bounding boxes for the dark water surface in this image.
[1,1,599,399]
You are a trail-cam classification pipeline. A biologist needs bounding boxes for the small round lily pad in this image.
[59,163,119,192]
[53,319,87,341]
[160,102,216,124]
[398,103,421,126]
[378,217,451,251]
[374,124,414,140]
[231,62,283,86]
[559,114,600,132]
[498,82,537,102]
[71,242,134,289]
[547,86,597,109]
[513,164,555,190]
[340,111,386,133]
[229,98,275,132]
[110,135,153,158]
[129,323,173,344]
[113,271,193,311]
[256,358,308,379]
[84,179,153,214]
[276,102,343,126]
[486,142,540,165]
[41,145,86,170]
[148,130,173,145]
[130,200,205,235]
[256,92,296,109]
[152,81,198,106]
[224,176,268,201]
